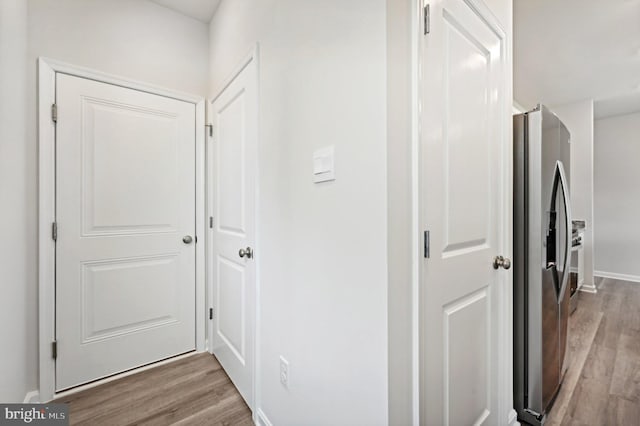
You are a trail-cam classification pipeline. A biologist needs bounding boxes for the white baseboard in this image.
[255,409,273,426]
[579,282,598,294]
[508,408,520,426]
[23,390,40,403]
[594,270,640,284]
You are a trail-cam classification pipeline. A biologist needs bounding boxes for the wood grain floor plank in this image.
[62,356,219,424]
[171,395,254,426]
[579,342,617,382]
[53,353,252,426]
[610,332,640,402]
[621,286,640,332]
[562,377,611,425]
[604,396,640,426]
[545,306,603,426]
[545,278,640,426]
[592,309,623,350]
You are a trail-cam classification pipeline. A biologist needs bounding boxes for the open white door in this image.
[55,74,197,390]
[418,0,509,424]
[208,57,257,409]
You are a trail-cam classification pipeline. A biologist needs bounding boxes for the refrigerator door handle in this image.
[556,161,572,304]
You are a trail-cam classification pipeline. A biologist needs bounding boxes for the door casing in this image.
[37,57,206,402]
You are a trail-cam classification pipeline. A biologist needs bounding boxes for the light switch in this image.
[313,146,335,183]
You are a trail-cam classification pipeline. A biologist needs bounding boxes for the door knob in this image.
[183,235,193,244]
[239,247,253,259]
[493,256,511,270]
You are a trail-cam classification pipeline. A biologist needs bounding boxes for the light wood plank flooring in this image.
[547,278,640,425]
[53,353,253,426]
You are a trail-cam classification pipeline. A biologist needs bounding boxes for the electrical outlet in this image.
[279,356,289,388]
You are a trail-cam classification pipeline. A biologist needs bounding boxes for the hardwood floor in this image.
[53,353,253,426]
[547,278,640,425]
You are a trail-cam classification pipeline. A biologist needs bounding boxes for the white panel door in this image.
[208,58,257,408]
[419,0,508,424]
[55,74,196,391]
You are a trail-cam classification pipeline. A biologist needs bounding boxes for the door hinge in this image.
[424,4,430,35]
[52,222,58,242]
[205,124,213,138]
[209,308,214,320]
[52,340,57,359]
[51,104,58,123]
[209,216,214,228]
[424,230,430,258]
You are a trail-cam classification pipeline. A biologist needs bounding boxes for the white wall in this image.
[0,0,208,402]
[513,101,526,114]
[28,0,209,95]
[550,100,595,289]
[0,0,31,403]
[208,1,389,424]
[386,0,413,424]
[594,111,640,279]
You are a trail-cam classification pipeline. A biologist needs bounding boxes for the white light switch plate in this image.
[280,356,289,388]
[313,146,335,183]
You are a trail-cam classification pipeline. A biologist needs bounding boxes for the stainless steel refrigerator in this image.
[514,105,572,425]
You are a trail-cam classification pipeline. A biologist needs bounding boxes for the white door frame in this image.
[206,46,261,422]
[37,57,206,402]
[410,0,516,424]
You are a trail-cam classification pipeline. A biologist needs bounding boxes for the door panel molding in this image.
[80,253,181,343]
[443,286,491,426]
[37,57,206,402]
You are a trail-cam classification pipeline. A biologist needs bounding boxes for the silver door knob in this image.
[239,247,253,259]
[183,235,193,244]
[493,256,511,270]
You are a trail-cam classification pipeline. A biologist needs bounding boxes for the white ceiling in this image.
[150,0,221,23]
[514,0,640,118]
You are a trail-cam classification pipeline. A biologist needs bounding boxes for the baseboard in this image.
[23,390,40,403]
[508,408,520,426]
[255,409,273,426]
[594,270,640,284]
[579,282,598,294]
